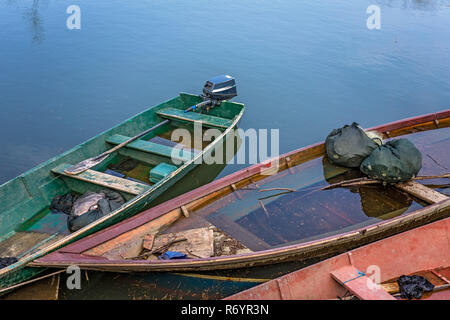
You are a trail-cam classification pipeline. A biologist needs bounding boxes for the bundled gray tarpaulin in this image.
[325,122,379,168]
[325,123,422,183]
[67,190,125,232]
[360,139,422,183]
[50,190,125,232]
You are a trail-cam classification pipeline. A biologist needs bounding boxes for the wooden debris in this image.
[137,227,214,260]
[180,206,190,218]
[142,234,155,251]
[258,187,296,193]
[395,181,448,204]
[322,173,450,190]
[212,226,252,256]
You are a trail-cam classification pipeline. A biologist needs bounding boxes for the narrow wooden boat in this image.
[0,92,245,290]
[31,110,450,280]
[226,216,450,300]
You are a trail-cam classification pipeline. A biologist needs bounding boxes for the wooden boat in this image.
[226,216,450,300]
[31,110,450,282]
[0,92,245,290]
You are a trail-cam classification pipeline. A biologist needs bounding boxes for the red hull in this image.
[226,217,450,300]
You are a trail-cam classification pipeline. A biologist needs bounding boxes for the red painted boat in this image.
[226,217,450,300]
[30,110,450,276]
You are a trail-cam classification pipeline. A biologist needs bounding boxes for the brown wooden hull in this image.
[31,110,450,273]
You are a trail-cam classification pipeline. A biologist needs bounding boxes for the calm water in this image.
[0,0,449,299]
[0,0,449,184]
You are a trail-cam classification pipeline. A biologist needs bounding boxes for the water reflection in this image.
[375,0,448,11]
[24,0,45,43]
[5,0,46,43]
[322,157,412,220]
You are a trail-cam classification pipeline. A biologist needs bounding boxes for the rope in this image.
[343,270,366,284]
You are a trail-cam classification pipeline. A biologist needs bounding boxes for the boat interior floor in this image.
[150,127,450,255]
[0,118,223,265]
[0,231,65,259]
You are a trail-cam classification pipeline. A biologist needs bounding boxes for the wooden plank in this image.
[157,107,233,129]
[331,266,396,300]
[142,234,155,251]
[395,181,448,204]
[52,163,150,196]
[148,227,214,259]
[106,134,193,163]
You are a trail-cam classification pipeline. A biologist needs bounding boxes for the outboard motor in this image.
[202,74,237,101]
[186,75,237,113]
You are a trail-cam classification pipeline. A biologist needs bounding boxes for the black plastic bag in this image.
[50,192,80,214]
[0,257,18,269]
[325,122,379,168]
[67,190,125,232]
[397,275,434,299]
[360,139,422,183]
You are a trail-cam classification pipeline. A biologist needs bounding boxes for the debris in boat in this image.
[325,123,423,184]
[134,238,188,259]
[397,275,435,299]
[134,226,251,260]
[49,190,125,232]
[142,234,155,251]
[108,158,139,172]
[212,226,252,256]
[158,251,187,260]
[70,192,106,217]
[258,187,296,193]
[68,190,125,232]
[104,169,126,178]
[361,139,422,183]
[325,122,379,168]
[50,192,80,214]
[322,173,450,190]
[138,227,214,260]
[0,257,18,268]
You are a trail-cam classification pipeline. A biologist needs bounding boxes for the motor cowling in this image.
[202,75,237,102]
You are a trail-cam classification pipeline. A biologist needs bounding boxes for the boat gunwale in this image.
[224,216,450,300]
[31,198,450,271]
[0,94,245,279]
[31,109,450,271]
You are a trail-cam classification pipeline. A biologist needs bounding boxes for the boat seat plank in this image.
[395,181,448,204]
[157,107,232,129]
[52,163,151,196]
[330,266,396,300]
[106,134,193,163]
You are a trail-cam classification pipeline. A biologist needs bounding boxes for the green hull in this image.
[0,93,244,290]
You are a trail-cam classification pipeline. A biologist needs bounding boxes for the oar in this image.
[64,101,212,175]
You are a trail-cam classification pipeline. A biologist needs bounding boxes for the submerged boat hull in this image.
[0,93,244,290]
[31,110,450,279]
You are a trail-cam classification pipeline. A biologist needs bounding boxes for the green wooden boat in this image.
[0,92,244,290]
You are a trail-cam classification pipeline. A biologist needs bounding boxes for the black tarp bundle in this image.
[325,124,422,183]
[397,275,434,299]
[325,122,378,168]
[0,257,18,269]
[50,190,125,232]
[50,192,79,215]
[360,139,422,183]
